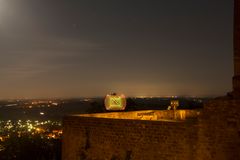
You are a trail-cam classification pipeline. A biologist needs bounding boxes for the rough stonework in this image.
[62,110,199,160]
[62,107,240,160]
[78,110,200,121]
[197,99,240,160]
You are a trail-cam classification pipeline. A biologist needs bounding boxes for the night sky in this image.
[0,0,234,98]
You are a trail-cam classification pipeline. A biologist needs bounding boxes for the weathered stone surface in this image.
[77,110,200,121]
[62,114,198,160]
[62,101,240,160]
[197,99,240,160]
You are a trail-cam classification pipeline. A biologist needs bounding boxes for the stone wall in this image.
[78,110,200,121]
[195,99,240,160]
[62,110,199,160]
[62,102,240,160]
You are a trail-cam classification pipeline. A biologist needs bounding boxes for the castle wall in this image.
[62,103,240,160]
[195,99,240,160]
[78,110,200,121]
[62,111,199,160]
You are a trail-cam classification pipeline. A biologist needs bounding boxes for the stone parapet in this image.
[62,115,198,160]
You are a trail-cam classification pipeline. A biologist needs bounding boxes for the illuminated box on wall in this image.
[104,94,127,111]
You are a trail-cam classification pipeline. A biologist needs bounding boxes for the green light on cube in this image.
[105,94,126,111]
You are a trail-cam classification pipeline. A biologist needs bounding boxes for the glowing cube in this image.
[104,94,126,111]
